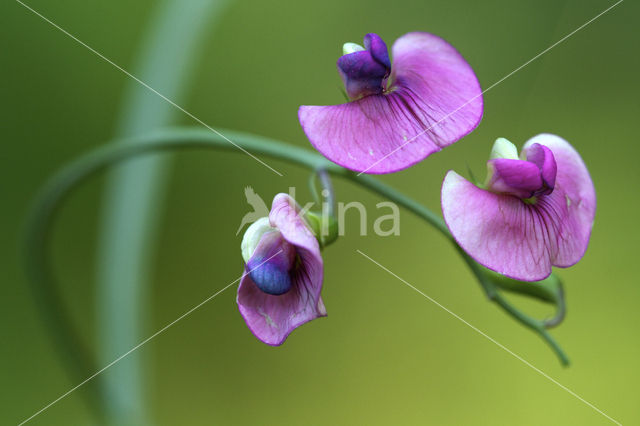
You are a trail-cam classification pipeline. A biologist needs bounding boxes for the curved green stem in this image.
[461,249,569,365]
[23,128,340,411]
[316,169,336,218]
[25,127,569,401]
[345,173,569,365]
[486,269,566,329]
[97,1,229,424]
[308,169,336,217]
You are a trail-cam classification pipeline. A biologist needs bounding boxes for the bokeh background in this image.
[2,0,639,424]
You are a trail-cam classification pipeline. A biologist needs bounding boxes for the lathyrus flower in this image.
[441,134,596,281]
[299,32,483,174]
[238,194,326,345]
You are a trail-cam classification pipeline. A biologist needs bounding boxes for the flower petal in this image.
[269,194,320,259]
[487,158,543,198]
[364,33,391,69]
[245,230,296,295]
[299,32,483,174]
[442,136,595,280]
[237,267,326,346]
[522,134,596,267]
[237,194,325,346]
[337,50,388,99]
[524,143,557,193]
[442,171,549,280]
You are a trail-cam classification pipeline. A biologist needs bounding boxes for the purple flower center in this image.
[337,33,391,100]
[486,142,557,200]
[248,260,292,295]
[247,231,297,295]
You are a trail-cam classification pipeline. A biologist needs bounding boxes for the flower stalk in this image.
[306,169,339,248]
[25,127,570,411]
[96,1,228,423]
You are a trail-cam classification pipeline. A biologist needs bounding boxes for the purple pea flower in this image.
[299,32,483,174]
[237,193,326,346]
[441,134,596,281]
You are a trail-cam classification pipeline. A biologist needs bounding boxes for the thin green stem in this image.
[344,173,569,364]
[97,1,228,424]
[308,172,321,206]
[455,245,569,365]
[26,127,569,399]
[486,269,566,329]
[308,169,337,217]
[24,128,339,410]
[316,169,336,218]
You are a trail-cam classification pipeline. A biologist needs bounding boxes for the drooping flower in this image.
[441,134,596,281]
[237,193,326,346]
[299,32,483,174]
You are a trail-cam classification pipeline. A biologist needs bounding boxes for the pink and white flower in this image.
[441,134,596,281]
[237,194,326,345]
[299,32,483,174]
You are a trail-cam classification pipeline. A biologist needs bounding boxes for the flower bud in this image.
[489,137,519,160]
[240,217,273,263]
[337,33,391,100]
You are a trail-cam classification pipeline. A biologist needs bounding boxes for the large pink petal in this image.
[237,272,326,346]
[237,194,325,346]
[299,32,483,174]
[441,136,595,281]
[268,193,320,262]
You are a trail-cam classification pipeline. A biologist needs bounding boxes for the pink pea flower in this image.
[441,134,596,281]
[299,32,483,174]
[237,194,326,346]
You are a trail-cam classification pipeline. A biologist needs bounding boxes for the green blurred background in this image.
[2,0,639,424]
